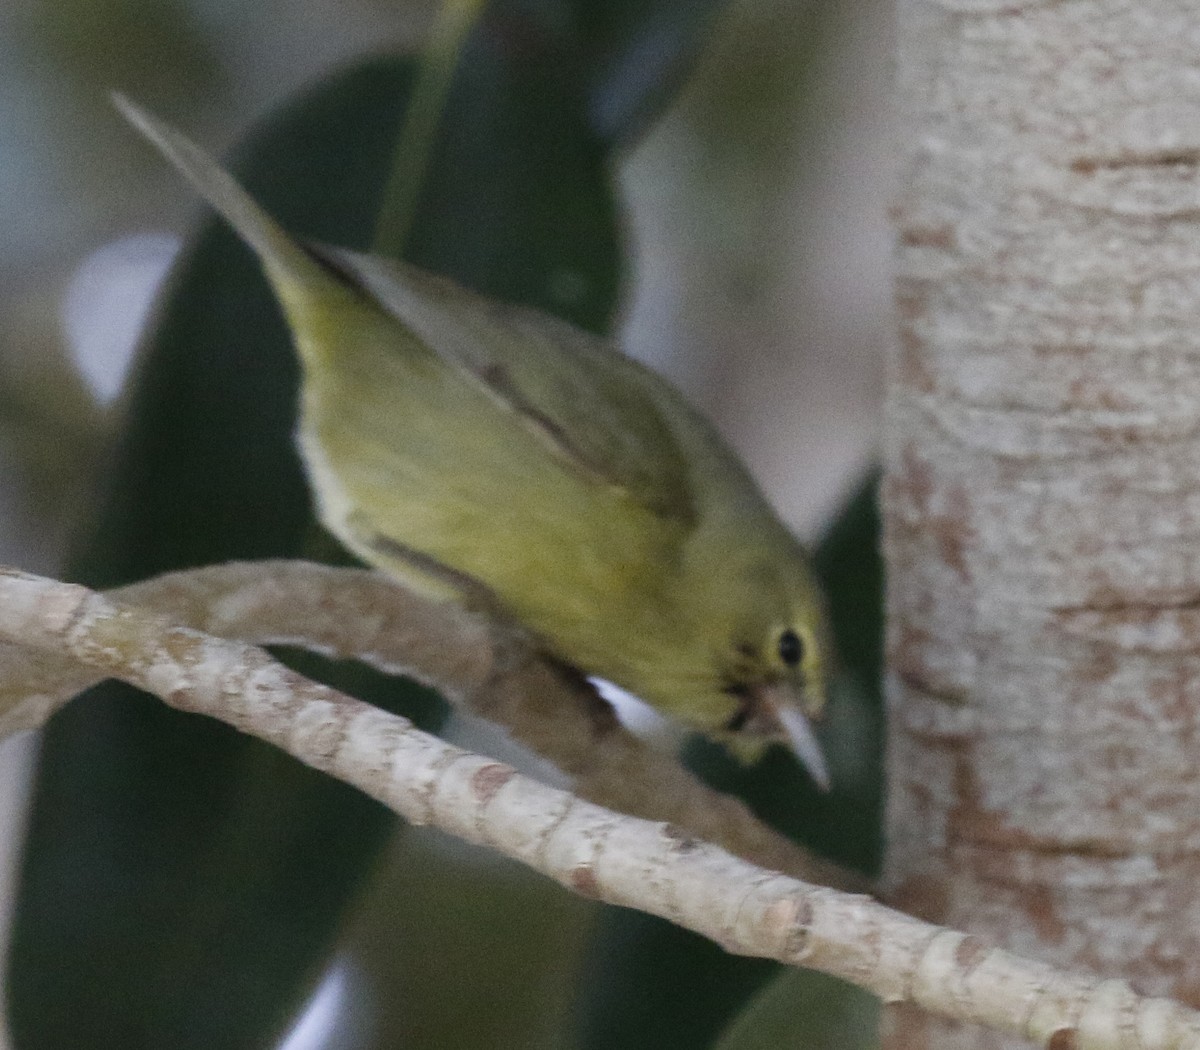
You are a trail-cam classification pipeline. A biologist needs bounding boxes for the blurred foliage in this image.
[565,0,725,142]
[0,293,104,562]
[344,828,597,1048]
[714,968,879,1050]
[12,0,224,111]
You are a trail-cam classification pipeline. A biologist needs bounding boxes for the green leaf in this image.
[572,915,781,1049]
[564,0,729,143]
[404,3,620,328]
[713,969,879,1050]
[452,0,728,148]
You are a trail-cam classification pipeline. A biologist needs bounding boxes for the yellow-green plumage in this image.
[117,96,832,787]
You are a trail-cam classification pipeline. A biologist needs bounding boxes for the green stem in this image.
[372,0,488,258]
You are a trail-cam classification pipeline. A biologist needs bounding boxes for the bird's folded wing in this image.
[312,246,698,528]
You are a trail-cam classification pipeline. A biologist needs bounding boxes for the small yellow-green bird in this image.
[116,96,833,788]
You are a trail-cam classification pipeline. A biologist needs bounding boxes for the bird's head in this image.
[709,608,831,788]
[648,543,833,789]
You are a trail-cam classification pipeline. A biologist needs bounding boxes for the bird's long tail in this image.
[113,94,342,331]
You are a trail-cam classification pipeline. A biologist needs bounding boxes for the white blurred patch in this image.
[276,955,375,1050]
[61,232,179,405]
[0,730,39,1037]
[277,958,345,1050]
[588,677,687,753]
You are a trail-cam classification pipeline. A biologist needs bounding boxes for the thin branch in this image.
[1,566,1198,1049]
[0,560,853,887]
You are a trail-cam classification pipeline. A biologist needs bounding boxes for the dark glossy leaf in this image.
[572,473,884,1050]
[479,0,727,147]
[714,968,879,1050]
[815,472,885,697]
[572,914,780,1049]
[11,16,622,1044]
[406,2,620,326]
[565,0,728,144]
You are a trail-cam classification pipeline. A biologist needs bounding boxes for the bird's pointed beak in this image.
[754,681,831,792]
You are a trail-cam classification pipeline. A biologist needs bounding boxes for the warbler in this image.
[116,96,832,788]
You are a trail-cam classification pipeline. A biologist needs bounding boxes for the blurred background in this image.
[0,0,892,1045]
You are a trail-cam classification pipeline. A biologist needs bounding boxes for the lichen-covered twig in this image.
[1,565,1198,1048]
[0,560,853,887]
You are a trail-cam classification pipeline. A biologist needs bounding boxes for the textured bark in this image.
[886,1,1200,1047]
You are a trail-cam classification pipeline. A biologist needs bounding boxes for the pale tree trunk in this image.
[885,2,1200,1047]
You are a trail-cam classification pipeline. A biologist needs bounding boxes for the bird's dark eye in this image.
[778,629,804,668]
